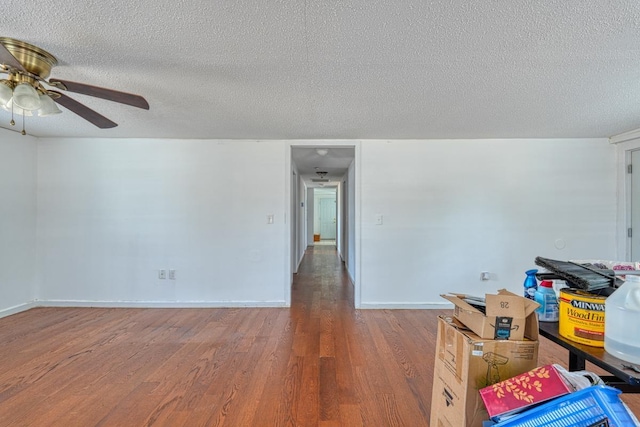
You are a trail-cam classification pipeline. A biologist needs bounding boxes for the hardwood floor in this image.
[0,245,638,426]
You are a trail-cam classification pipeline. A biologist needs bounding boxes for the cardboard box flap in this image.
[441,293,480,313]
[441,290,539,341]
[496,289,539,317]
[442,290,538,317]
[485,294,526,317]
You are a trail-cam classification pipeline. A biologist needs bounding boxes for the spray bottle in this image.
[535,280,559,321]
[524,269,538,300]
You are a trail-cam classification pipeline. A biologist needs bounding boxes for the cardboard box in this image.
[479,364,573,422]
[441,289,539,341]
[430,316,539,427]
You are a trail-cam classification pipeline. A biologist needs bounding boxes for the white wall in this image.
[0,134,621,312]
[0,129,37,315]
[359,139,617,307]
[291,163,307,273]
[306,187,314,245]
[346,159,357,286]
[336,178,345,261]
[296,168,306,269]
[36,138,288,306]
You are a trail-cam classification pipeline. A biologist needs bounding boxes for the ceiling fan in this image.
[0,37,149,134]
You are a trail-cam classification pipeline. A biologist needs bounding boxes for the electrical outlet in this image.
[375,214,383,225]
[159,269,167,279]
[169,269,176,280]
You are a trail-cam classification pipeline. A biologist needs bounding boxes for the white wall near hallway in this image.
[36,138,288,306]
[0,130,37,315]
[0,134,620,312]
[359,139,617,307]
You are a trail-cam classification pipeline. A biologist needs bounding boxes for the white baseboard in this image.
[358,302,454,309]
[0,301,38,318]
[35,299,289,308]
[1,300,452,314]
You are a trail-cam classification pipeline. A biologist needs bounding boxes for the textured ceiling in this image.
[292,147,355,186]
[2,0,640,139]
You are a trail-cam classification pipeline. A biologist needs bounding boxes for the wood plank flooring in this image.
[0,245,638,426]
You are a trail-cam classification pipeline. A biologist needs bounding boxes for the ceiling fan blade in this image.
[49,79,149,110]
[50,91,117,129]
[0,40,27,73]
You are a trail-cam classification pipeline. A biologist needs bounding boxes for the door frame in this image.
[284,141,361,308]
[316,188,337,241]
[629,149,640,260]
[615,136,640,260]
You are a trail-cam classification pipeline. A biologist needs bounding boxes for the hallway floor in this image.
[289,244,438,425]
[313,239,336,246]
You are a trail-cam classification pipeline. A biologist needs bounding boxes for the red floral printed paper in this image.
[479,364,573,420]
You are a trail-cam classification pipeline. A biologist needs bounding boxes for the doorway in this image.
[630,149,640,259]
[288,144,359,307]
[315,188,337,244]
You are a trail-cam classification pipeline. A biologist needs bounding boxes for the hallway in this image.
[288,244,437,426]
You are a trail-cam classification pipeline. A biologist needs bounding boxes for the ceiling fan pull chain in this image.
[21,111,26,135]
[10,98,15,126]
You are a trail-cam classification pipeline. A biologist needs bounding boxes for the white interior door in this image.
[631,150,640,260]
[319,196,336,240]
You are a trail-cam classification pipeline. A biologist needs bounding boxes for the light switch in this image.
[267,214,274,224]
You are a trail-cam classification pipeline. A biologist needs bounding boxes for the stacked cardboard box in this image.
[430,290,540,427]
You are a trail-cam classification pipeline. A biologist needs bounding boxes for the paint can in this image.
[558,288,606,347]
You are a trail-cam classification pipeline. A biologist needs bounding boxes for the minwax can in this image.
[558,288,606,347]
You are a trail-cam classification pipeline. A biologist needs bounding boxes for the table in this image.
[538,321,640,393]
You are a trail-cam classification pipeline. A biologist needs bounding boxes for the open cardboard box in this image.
[441,289,539,341]
[430,316,539,427]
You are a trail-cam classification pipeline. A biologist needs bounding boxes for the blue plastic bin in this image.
[493,385,639,427]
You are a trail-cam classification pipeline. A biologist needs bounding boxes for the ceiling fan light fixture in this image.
[1,37,148,132]
[37,93,61,116]
[3,99,33,116]
[316,148,329,156]
[12,82,41,111]
[0,80,13,106]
